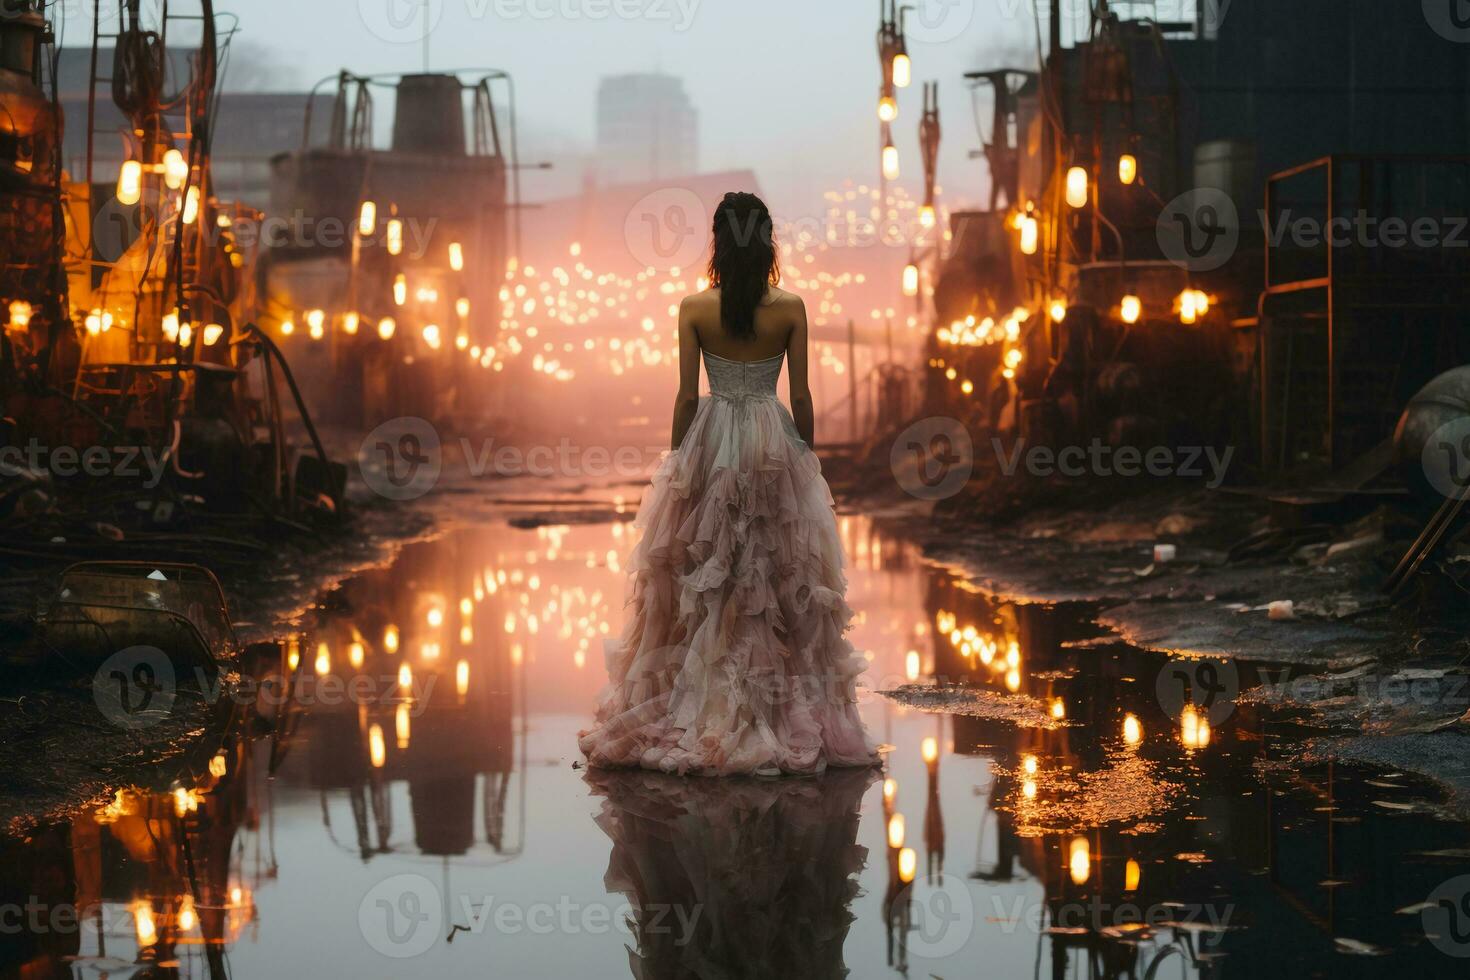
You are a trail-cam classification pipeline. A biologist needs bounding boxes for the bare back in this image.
[671,285,815,449]
[684,286,802,362]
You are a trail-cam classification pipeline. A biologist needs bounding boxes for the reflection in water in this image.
[588,767,874,979]
[0,732,259,978]
[0,515,1468,978]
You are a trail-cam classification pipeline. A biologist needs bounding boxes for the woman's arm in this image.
[786,298,815,450]
[671,298,702,451]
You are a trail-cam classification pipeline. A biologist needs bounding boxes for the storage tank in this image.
[392,73,466,156]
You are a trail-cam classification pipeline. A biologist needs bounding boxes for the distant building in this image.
[595,73,697,187]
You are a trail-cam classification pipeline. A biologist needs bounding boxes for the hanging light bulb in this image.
[1065,166,1089,209]
[456,297,471,318]
[1020,215,1039,255]
[162,149,188,190]
[161,310,181,342]
[6,301,30,330]
[892,52,912,88]
[1179,288,1199,325]
[422,323,442,350]
[378,316,396,340]
[448,241,465,271]
[882,143,900,180]
[386,219,404,256]
[182,186,201,225]
[455,332,469,351]
[1118,153,1138,185]
[878,94,898,122]
[393,274,407,307]
[177,321,193,347]
[358,200,377,236]
[902,262,919,297]
[306,309,325,340]
[279,318,295,336]
[343,311,360,335]
[1049,300,1067,322]
[202,323,224,346]
[919,203,936,229]
[1120,294,1142,325]
[116,160,143,205]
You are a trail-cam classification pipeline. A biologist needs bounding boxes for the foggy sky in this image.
[58,0,1048,212]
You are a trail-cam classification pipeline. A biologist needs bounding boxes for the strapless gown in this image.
[578,350,878,775]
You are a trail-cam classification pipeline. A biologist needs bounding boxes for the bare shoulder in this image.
[768,286,807,317]
[681,289,720,316]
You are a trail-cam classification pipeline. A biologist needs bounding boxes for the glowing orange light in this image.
[1066,167,1089,209]
[1123,712,1143,746]
[117,160,143,205]
[1118,154,1138,185]
[1069,837,1091,885]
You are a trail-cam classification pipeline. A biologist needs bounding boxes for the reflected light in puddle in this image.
[395,703,411,749]
[368,724,386,768]
[898,846,916,882]
[1122,712,1143,746]
[1069,837,1091,885]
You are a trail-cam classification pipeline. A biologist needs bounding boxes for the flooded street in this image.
[2,502,1467,978]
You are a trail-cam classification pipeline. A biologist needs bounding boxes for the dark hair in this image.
[706,192,780,340]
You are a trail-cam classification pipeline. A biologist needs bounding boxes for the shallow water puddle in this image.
[1,515,1468,978]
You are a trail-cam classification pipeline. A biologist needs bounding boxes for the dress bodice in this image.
[703,350,784,401]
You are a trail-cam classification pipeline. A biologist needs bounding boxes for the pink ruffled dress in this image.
[579,350,879,775]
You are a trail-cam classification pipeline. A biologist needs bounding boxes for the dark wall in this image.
[1176,0,1470,188]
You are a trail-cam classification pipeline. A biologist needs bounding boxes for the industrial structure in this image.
[264,70,514,428]
[1,0,343,561]
[925,1,1470,490]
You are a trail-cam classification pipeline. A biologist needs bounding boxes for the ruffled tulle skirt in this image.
[578,394,878,775]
